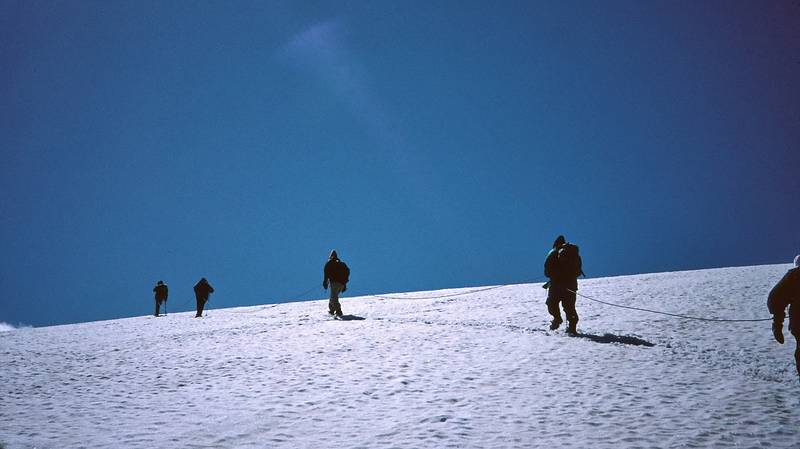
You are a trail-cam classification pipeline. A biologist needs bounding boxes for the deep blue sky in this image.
[2,1,798,327]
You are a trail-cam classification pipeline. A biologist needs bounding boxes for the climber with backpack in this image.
[153,280,168,317]
[193,277,214,318]
[767,255,800,380]
[323,250,350,317]
[543,235,585,334]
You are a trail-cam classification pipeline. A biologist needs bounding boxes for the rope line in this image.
[165,279,770,324]
[567,289,772,322]
[174,297,196,309]
[370,285,507,300]
[226,284,322,315]
[286,285,322,302]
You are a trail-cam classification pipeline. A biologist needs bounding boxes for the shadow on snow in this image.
[336,315,366,321]
[574,332,655,347]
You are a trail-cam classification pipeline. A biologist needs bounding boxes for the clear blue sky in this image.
[2,1,798,327]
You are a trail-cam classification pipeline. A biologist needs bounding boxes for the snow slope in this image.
[1,264,798,449]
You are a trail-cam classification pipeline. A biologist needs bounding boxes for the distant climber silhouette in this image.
[193,278,215,318]
[323,250,350,317]
[767,255,800,379]
[153,280,168,316]
[544,235,584,334]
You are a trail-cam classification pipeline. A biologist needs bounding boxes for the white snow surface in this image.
[2,264,799,449]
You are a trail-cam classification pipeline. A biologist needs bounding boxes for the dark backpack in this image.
[557,243,583,279]
[154,285,168,301]
[333,260,350,284]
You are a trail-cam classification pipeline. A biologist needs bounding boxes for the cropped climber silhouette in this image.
[544,235,584,334]
[323,250,350,317]
[193,277,215,318]
[767,255,800,379]
[153,280,168,316]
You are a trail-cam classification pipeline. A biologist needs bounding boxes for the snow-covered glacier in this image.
[1,264,798,448]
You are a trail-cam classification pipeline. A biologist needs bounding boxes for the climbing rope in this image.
[206,284,506,313]
[169,279,770,323]
[225,284,323,315]
[175,297,197,309]
[567,288,772,322]
[370,285,507,300]
[371,282,771,322]
[286,285,322,302]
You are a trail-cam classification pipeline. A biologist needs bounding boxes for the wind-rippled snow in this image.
[1,264,798,448]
